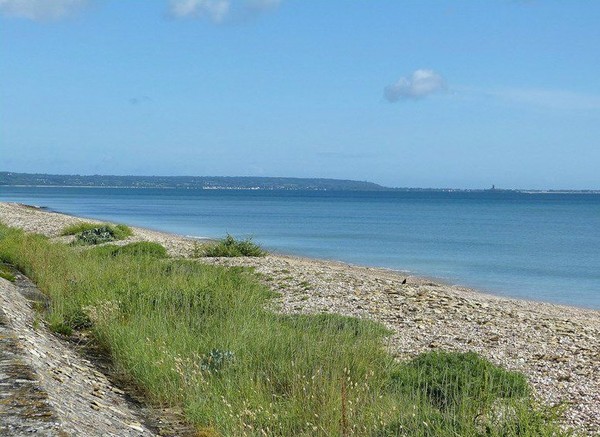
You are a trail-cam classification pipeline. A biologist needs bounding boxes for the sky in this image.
[1,0,599,189]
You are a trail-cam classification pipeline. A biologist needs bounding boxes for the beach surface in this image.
[0,201,599,435]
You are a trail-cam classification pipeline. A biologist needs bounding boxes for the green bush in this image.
[203,234,266,257]
[70,224,134,246]
[377,351,555,436]
[73,226,117,245]
[391,351,530,411]
[63,222,133,244]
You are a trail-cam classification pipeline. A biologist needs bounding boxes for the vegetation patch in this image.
[391,351,530,411]
[376,351,559,436]
[64,223,133,246]
[62,222,133,238]
[0,223,566,436]
[0,263,16,282]
[90,242,168,259]
[61,222,105,236]
[202,234,266,257]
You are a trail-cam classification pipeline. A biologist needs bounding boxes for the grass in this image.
[0,263,16,282]
[61,222,133,245]
[0,223,567,436]
[202,234,266,257]
[90,241,168,259]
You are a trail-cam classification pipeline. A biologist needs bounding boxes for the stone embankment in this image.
[1,202,599,435]
[0,268,154,436]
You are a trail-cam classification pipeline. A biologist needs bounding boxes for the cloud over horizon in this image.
[384,69,445,102]
[168,0,280,23]
[0,0,87,21]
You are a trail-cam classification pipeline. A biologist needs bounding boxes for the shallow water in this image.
[1,187,599,309]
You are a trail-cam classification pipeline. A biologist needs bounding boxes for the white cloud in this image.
[0,0,87,21]
[169,0,280,23]
[170,0,230,22]
[384,69,446,102]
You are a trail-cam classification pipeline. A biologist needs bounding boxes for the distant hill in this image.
[0,172,389,191]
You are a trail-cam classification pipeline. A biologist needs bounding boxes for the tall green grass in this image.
[0,263,16,282]
[202,234,266,257]
[200,234,267,257]
[0,224,567,436]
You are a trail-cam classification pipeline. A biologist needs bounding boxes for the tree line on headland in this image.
[0,171,387,191]
[1,171,598,193]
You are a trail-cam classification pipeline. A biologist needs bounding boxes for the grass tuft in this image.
[202,234,266,257]
[0,263,16,282]
[61,222,103,236]
[89,241,168,258]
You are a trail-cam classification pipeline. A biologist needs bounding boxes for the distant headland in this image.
[0,171,387,191]
[1,172,598,193]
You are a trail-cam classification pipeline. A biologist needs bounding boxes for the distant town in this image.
[0,172,598,193]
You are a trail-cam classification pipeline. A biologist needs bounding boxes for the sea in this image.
[1,186,599,310]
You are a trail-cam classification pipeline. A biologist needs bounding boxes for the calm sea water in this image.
[1,187,599,309]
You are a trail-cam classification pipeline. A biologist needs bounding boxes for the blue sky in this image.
[1,0,599,189]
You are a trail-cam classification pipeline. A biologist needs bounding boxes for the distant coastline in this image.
[1,171,599,193]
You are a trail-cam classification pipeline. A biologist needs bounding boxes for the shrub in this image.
[73,226,117,245]
[70,224,134,246]
[60,222,133,240]
[391,351,530,411]
[378,351,543,436]
[203,234,266,257]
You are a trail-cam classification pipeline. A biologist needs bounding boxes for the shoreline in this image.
[1,200,598,318]
[272,249,600,314]
[7,201,600,313]
[0,201,599,434]
[272,250,600,314]
[1,200,598,319]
